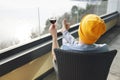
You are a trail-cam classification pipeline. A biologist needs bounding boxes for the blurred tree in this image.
[0,39,19,50]
[31,32,39,39]
[43,19,50,34]
[41,4,97,35]
[71,5,78,16]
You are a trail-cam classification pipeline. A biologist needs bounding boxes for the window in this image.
[0,0,118,50]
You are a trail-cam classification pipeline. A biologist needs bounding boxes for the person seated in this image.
[49,14,109,77]
[49,14,108,60]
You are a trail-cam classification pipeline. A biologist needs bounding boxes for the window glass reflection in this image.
[0,0,115,50]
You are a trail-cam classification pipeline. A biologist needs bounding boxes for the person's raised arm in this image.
[49,24,59,60]
[61,19,78,45]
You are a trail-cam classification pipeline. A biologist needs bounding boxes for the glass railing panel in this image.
[0,8,39,50]
[0,0,118,50]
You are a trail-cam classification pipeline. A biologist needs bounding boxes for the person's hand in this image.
[61,19,70,33]
[49,24,57,39]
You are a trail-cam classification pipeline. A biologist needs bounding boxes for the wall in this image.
[0,52,53,80]
[107,0,120,26]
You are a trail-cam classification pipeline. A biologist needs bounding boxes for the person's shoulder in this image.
[94,43,108,47]
[94,43,109,52]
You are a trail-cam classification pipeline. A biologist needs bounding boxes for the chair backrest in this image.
[54,49,117,80]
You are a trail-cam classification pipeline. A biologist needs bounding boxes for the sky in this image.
[0,0,87,43]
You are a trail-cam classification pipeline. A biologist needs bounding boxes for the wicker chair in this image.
[54,49,117,80]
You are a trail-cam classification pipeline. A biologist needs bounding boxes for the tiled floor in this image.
[108,30,120,80]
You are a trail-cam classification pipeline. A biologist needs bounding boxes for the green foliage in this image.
[42,4,97,35]
[71,5,79,16]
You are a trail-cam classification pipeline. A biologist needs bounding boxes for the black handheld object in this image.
[49,17,56,24]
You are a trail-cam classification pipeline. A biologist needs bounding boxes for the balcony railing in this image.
[0,11,119,77]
